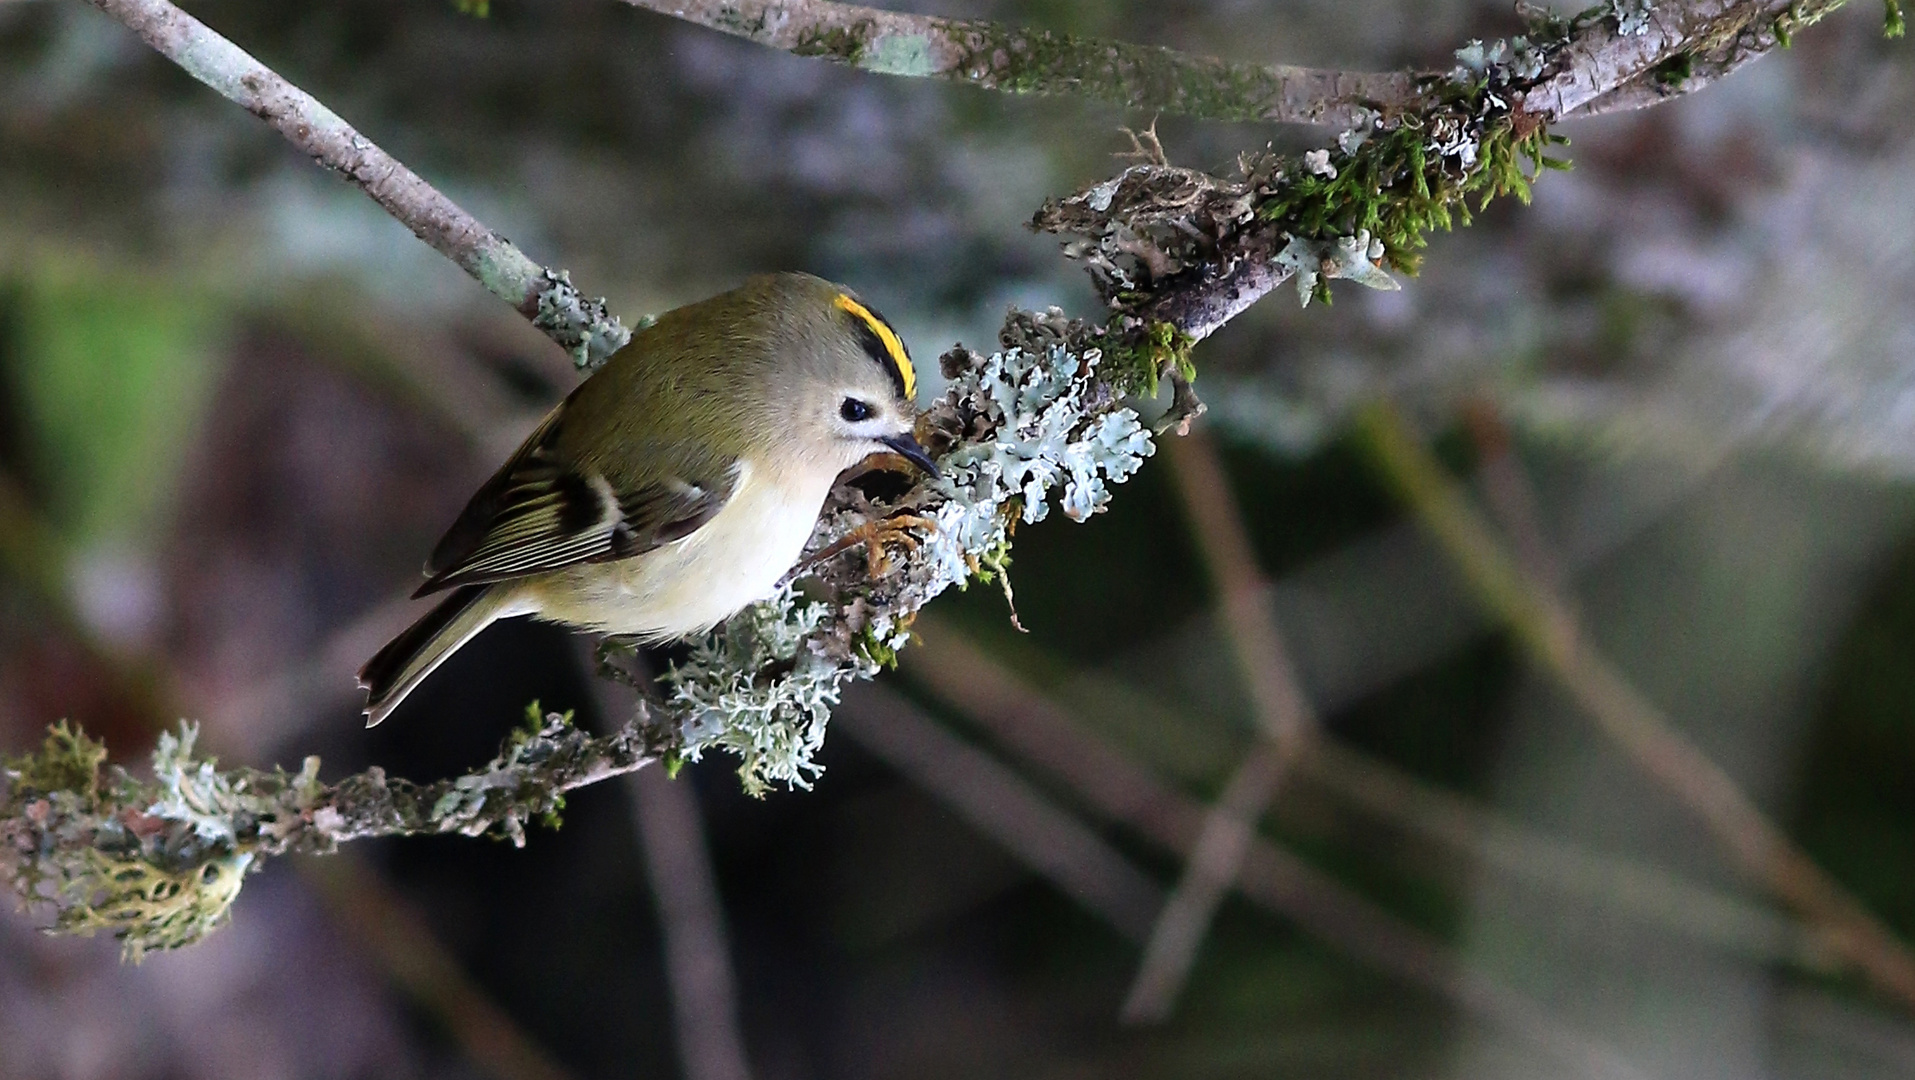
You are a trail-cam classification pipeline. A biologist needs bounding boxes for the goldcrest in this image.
[358,272,936,726]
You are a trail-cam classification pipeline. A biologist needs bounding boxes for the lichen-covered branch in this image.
[9,0,1900,960]
[3,712,664,958]
[82,0,631,368]
[1523,0,1886,120]
[618,0,1415,128]
[1031,0,1903,351]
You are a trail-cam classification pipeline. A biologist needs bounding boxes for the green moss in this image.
[1256,103,1567,276]
[1099,320,1196,397]
[451,0,488,16]
[853,624,905,669]
[1652,51,1695,85]
[1889,0,1907,38]
[793,22,875,64]
[4,720,106,799]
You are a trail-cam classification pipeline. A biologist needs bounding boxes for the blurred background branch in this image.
[617,0,1417,127]
[1355,397,1915,1010]
[1121,429,1317,1024]
[898,619,1651,1080]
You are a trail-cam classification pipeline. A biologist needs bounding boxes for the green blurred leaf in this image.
[11,265,221,546]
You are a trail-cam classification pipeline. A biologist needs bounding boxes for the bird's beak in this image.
[880,432,941,478]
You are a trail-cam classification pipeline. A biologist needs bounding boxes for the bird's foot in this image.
[810,513,940,578]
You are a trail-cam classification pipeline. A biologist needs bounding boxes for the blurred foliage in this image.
[7,264,220,545]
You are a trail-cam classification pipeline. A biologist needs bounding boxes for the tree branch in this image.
[81,0,631,368]
[1121,430,1318,1024]
[2,711,664,958]
[618,0,1415,128]
[1031,0,1897,349]
[8,0,1898,959]
[1353,398,1915,1014]
[1526,0,1858,120]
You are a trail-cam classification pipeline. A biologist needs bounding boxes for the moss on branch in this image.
[45,0,1904,964]
[623,0,1414,127]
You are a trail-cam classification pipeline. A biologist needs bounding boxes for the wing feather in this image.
[414,406,738,597]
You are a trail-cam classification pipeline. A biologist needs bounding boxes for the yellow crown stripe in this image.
[834,293,916,401]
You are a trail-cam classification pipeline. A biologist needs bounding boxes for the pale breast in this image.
[520,458,832,639]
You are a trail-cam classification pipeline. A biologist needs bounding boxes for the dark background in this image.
[4,1,1915,1077]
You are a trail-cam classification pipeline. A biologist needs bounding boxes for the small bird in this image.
[358,272,938,726]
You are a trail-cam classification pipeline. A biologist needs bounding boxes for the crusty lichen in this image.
[2,709,655,956]
[2,723,274,960]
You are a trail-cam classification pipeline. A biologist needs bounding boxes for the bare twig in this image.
[1299,739,1831,971]
[902,618,1649,1080]
[1121,430,1317,1024]
[581,658,757,1080]
[1354,398,1915,1013]
[631,768,756,1080]
[1461,401,1571,596]
[835,683,1164,942]
[80,0,630,368]
[618,0,1415,128]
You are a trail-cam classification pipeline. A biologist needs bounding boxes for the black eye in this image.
[840,398,873,422]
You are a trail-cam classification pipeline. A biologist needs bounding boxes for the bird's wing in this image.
[414,407,738,597]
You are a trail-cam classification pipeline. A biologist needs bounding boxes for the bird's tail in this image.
[358,584,513,728]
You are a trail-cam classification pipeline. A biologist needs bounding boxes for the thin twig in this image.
[618,0,1415,128]
[1045,629,1832,969]
[585,650,757,1080]
[1462,400,1571,597]
[631,768,756,1080]
[1121,429,1317,1024]
[835,683,1164,942]
[903,617,1649,1080]
[1298,738,1831,971]
[80,0,630,368]
[1354,398,1915,1013]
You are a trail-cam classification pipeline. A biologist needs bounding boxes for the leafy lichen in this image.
[2,722,273,960]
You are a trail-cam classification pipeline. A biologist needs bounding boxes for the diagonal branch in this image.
[81,0,631,368]
[1353,398,1915,1013]
[617,0,1416,128]
[1121,430,1318,1024]
[1526,0,1858,120]
[902,618,1650,1080]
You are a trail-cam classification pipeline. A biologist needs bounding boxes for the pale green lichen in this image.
[663,584,859,795]
[1274,229,1402,307]
[1609,0,1657,36]
[861,33,938,77]
[2,723,274,961]
[531,269,633,370]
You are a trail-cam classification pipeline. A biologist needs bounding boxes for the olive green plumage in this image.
[358,272,934,727]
